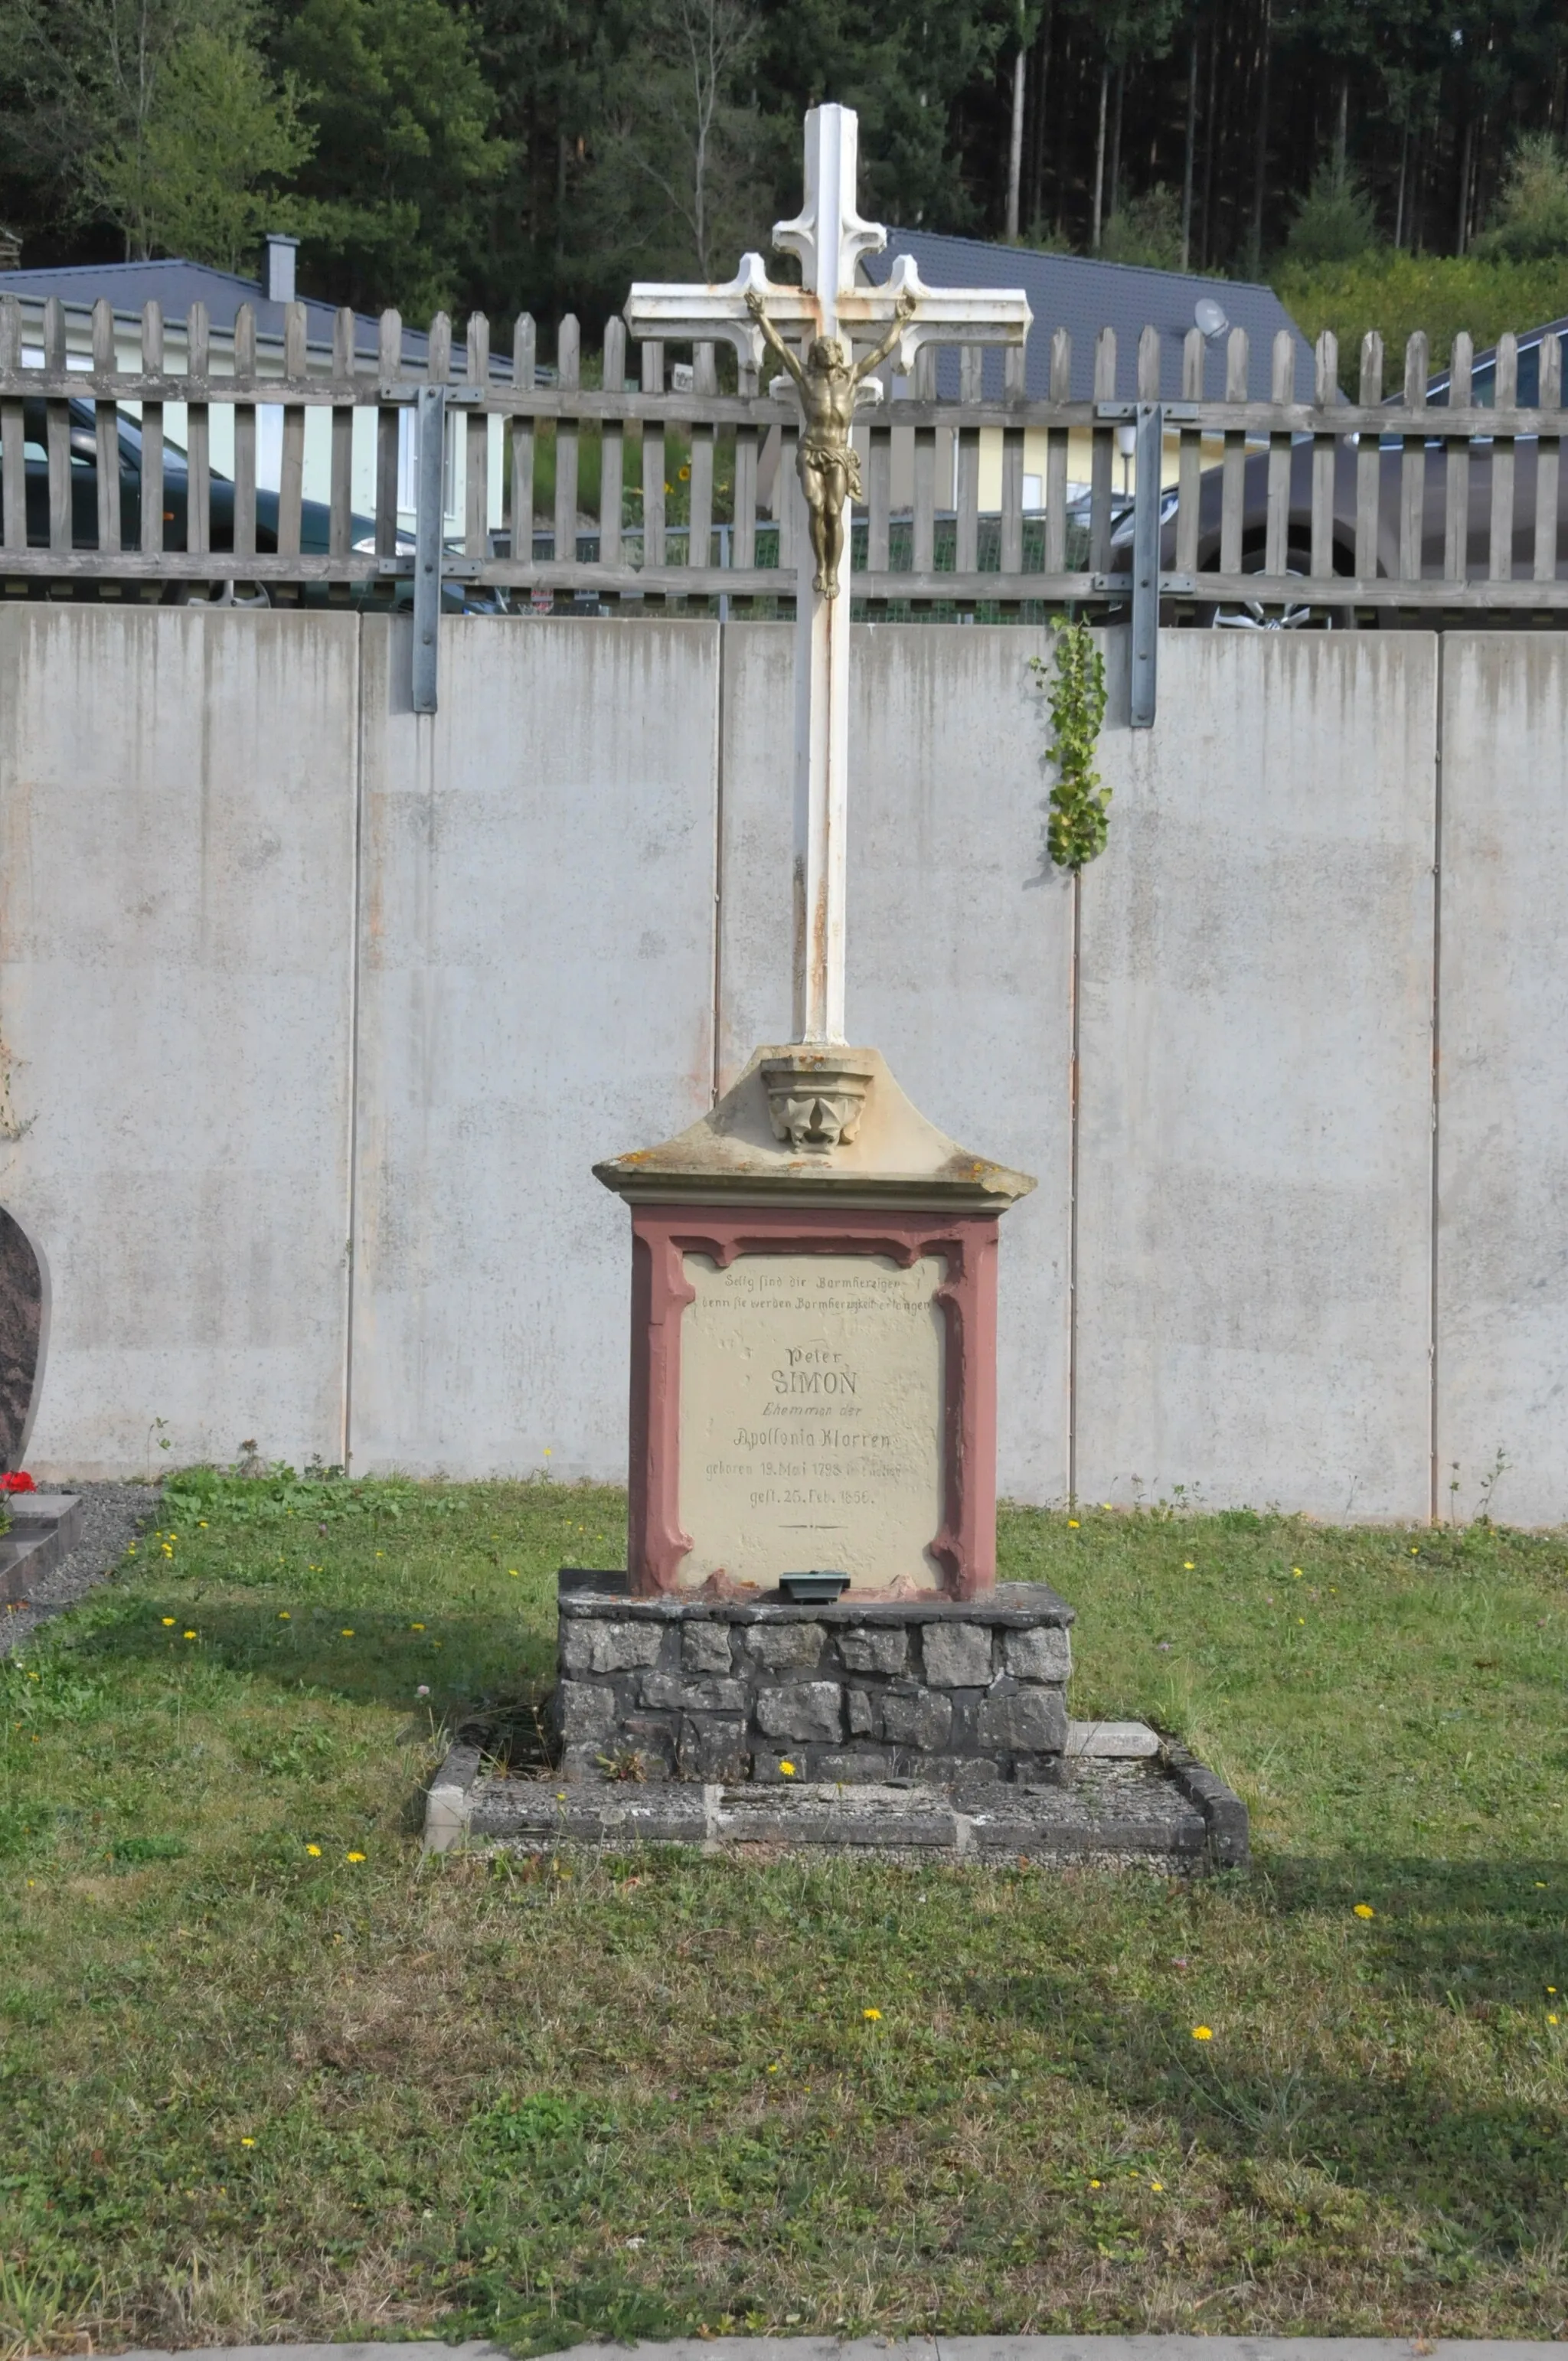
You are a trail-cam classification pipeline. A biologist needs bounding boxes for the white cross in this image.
[626,104,1031,1046]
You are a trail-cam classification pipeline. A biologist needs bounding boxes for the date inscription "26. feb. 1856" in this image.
[677,1251,946,1592]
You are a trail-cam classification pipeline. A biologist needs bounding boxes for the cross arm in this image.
[624,253,817,374]
[842,255,1031,370]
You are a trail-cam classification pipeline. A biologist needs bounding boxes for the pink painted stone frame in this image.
[626,1203,1001,1600]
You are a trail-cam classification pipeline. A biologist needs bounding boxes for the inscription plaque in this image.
[678,1250,946,1591]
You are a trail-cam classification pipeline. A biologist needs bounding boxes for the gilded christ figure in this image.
[747,286,916,596]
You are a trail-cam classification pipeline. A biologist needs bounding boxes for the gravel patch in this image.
[0,1483,161,1657]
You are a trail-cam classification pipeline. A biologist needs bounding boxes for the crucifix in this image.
[626,103,1031,1047]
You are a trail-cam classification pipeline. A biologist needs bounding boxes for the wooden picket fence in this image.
[4,290,1568,615]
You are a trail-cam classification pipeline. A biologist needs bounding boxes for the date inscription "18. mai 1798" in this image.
[676,1251,946,1592]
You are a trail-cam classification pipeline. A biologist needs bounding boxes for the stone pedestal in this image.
[594,1046,1034,1605]
[555,1578,1073,1784]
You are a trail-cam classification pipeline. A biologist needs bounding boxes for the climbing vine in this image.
[1030,619,1109,872]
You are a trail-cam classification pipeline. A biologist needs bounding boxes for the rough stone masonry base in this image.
[554,1576,1073,1785]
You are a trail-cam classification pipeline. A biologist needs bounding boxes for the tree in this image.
[92,22,313,264]
[0,0,294,260]
[267,0,507,314]
[1285,159,1380,266]
[1472,131,1568,260]
[580,0,773,283]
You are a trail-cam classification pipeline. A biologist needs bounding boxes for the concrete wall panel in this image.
[0,606,360,1478]
[720,622,1074,1503]
[1437,635,1568,1524]
[1074,632,1438,1519]
[350,617,720,1479]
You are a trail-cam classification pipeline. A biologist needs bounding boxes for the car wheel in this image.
[1194,548,1353,631]
[161,580,272,609]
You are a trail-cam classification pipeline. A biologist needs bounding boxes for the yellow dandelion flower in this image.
[1191,2025,1214,2041]
[1550,2013,1560,2026]
[1067,1518,1080,1528]
[162,1617,175,1627]
[341,1628,354,1637]
[410,1621,425,1631]
[1354,1902,1375,1919]
[863,2007,881,2020]
[510,1569,520,1577]
[346,1850,366,1863]
[182,1629,197,1640]
[767,2063,780,2073]
[279,1611,290,1620]
[779,1759,796,1777]
[1089,2178,1102,2188]
[240,2137,256,2147]
[305,1843,322,1856]
[1151,2179,1165,2191]
[1183,1559,1195,1570]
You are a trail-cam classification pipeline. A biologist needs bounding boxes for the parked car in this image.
[0,393,505,610]
[1109,318,1568,625]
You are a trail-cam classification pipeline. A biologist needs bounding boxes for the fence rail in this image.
[5,292,1568,622]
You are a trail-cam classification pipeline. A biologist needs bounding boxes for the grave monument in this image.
[558,104,1079,1787]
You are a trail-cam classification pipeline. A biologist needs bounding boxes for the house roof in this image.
[0,256,455,372]
[863,230,1315,403]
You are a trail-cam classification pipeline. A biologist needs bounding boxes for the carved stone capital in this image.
[760,1052,874,1154]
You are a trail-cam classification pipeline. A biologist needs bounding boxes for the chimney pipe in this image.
[263,233,299,305]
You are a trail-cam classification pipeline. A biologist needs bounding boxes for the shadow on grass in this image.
[70,1598,557,1713]
[967,1851,1568,2258]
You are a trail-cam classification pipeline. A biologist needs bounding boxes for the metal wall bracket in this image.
[1096,399,1199,423]
[412,384,445,714]
[1130,400,1162,729]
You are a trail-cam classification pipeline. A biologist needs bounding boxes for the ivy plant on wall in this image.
[1031,620,1109,871]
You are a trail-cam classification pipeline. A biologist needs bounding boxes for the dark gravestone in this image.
[0,1207,49,1471]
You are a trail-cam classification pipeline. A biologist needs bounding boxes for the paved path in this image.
[108,2334,1568,2361]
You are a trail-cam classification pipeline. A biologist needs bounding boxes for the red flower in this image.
[2,1471,37,1493]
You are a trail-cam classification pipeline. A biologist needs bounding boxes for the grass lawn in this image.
[2,1474,1565,2353]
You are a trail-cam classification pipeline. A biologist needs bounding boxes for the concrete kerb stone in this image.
[100,2334,1568,2361]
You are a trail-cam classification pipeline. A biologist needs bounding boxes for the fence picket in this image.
[1044,328,1070,574]
[278,302,308,560]
[1176,328,1202,575]
[136,300,165,559]
[233,303,257,560]
[509,314,535,569]
[1534,330,1561,584]
[1311,331,1338,579]
[330,308,354,560]
[1217,327,1250,576]
[1090,328,1116,573]
[641,339,665,571]
[912,340,936,580]
[466,312,490,560]
[689,341,716,573]
[1490,333,1518,582]
[1000,340,1025,576]
[0,296,22,554]
[555,317,580,568]
[185,302,207,557]
[1264,329,1293,574]
[955,345,982,575]
[1444,332,1472,584]
[91,299,121,554]
[599,317,626,570]
[1354,332,1383,576]
[44,298,70,554]
[733,344,758,571]
[376,309,402,558]
[1399,331,1428,584]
